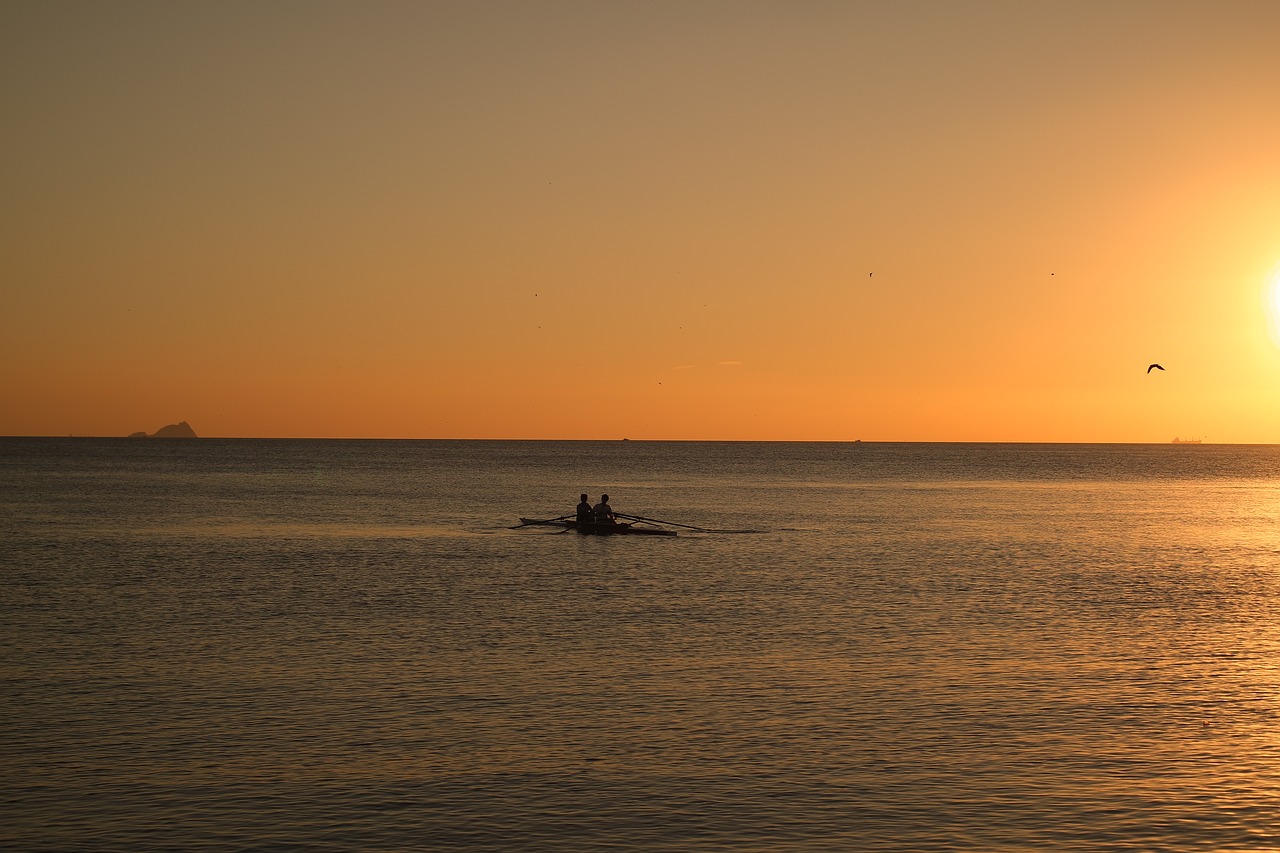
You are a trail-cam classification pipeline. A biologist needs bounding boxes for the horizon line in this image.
[0,435,1253,446]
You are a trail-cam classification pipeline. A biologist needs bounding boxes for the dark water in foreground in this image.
[3,438,1280,851]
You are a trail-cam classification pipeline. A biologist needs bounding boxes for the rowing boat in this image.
[514,511,762,535]
[517,518,677,536]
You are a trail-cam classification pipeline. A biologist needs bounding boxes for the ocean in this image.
[3,438,1280,851]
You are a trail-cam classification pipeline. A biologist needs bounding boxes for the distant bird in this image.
[1147,363,1165,373]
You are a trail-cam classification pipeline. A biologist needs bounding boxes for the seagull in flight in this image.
[1147,363,1164,373]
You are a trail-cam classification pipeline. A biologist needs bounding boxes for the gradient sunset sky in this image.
[4,1,1279,441]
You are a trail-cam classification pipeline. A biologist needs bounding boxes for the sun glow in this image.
[1266,262,1280,349]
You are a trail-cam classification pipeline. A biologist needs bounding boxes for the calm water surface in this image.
[3,439,1280,850]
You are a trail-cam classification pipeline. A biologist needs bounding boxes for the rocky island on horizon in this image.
[128,421,198,439]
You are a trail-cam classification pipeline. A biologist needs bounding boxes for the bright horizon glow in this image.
[2,2,1279,442]
[1266,262,1280,350]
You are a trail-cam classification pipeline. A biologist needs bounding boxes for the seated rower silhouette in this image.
[593,494,618,526]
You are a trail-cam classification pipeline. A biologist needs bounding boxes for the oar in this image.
[615,513,765,534]
[509,515,573,529]
[614,512,709,532]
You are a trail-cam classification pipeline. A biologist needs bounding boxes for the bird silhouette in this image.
[1147,363,1164,373]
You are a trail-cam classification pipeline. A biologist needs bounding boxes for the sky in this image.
[3,0,1279,441]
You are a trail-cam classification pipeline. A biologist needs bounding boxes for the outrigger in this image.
[512,513,762,536]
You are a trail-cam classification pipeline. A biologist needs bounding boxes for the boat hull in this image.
[519,518,677,536]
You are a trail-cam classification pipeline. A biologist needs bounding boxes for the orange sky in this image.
[3,1,1279,441]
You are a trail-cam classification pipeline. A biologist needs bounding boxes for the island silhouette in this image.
[128,421,198,438]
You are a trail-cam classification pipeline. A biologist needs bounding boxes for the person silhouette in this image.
[593,494,617,525]
[575,493,593,523]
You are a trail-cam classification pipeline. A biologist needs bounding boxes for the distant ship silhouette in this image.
[1170,437,1201,444]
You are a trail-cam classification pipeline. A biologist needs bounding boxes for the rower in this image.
[575,493,593,523]
[593,494,617,525]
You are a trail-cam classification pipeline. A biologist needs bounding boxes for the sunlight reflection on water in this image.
[3,439,1280,850]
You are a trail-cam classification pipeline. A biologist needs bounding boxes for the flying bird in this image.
[1147,363,1164,373]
